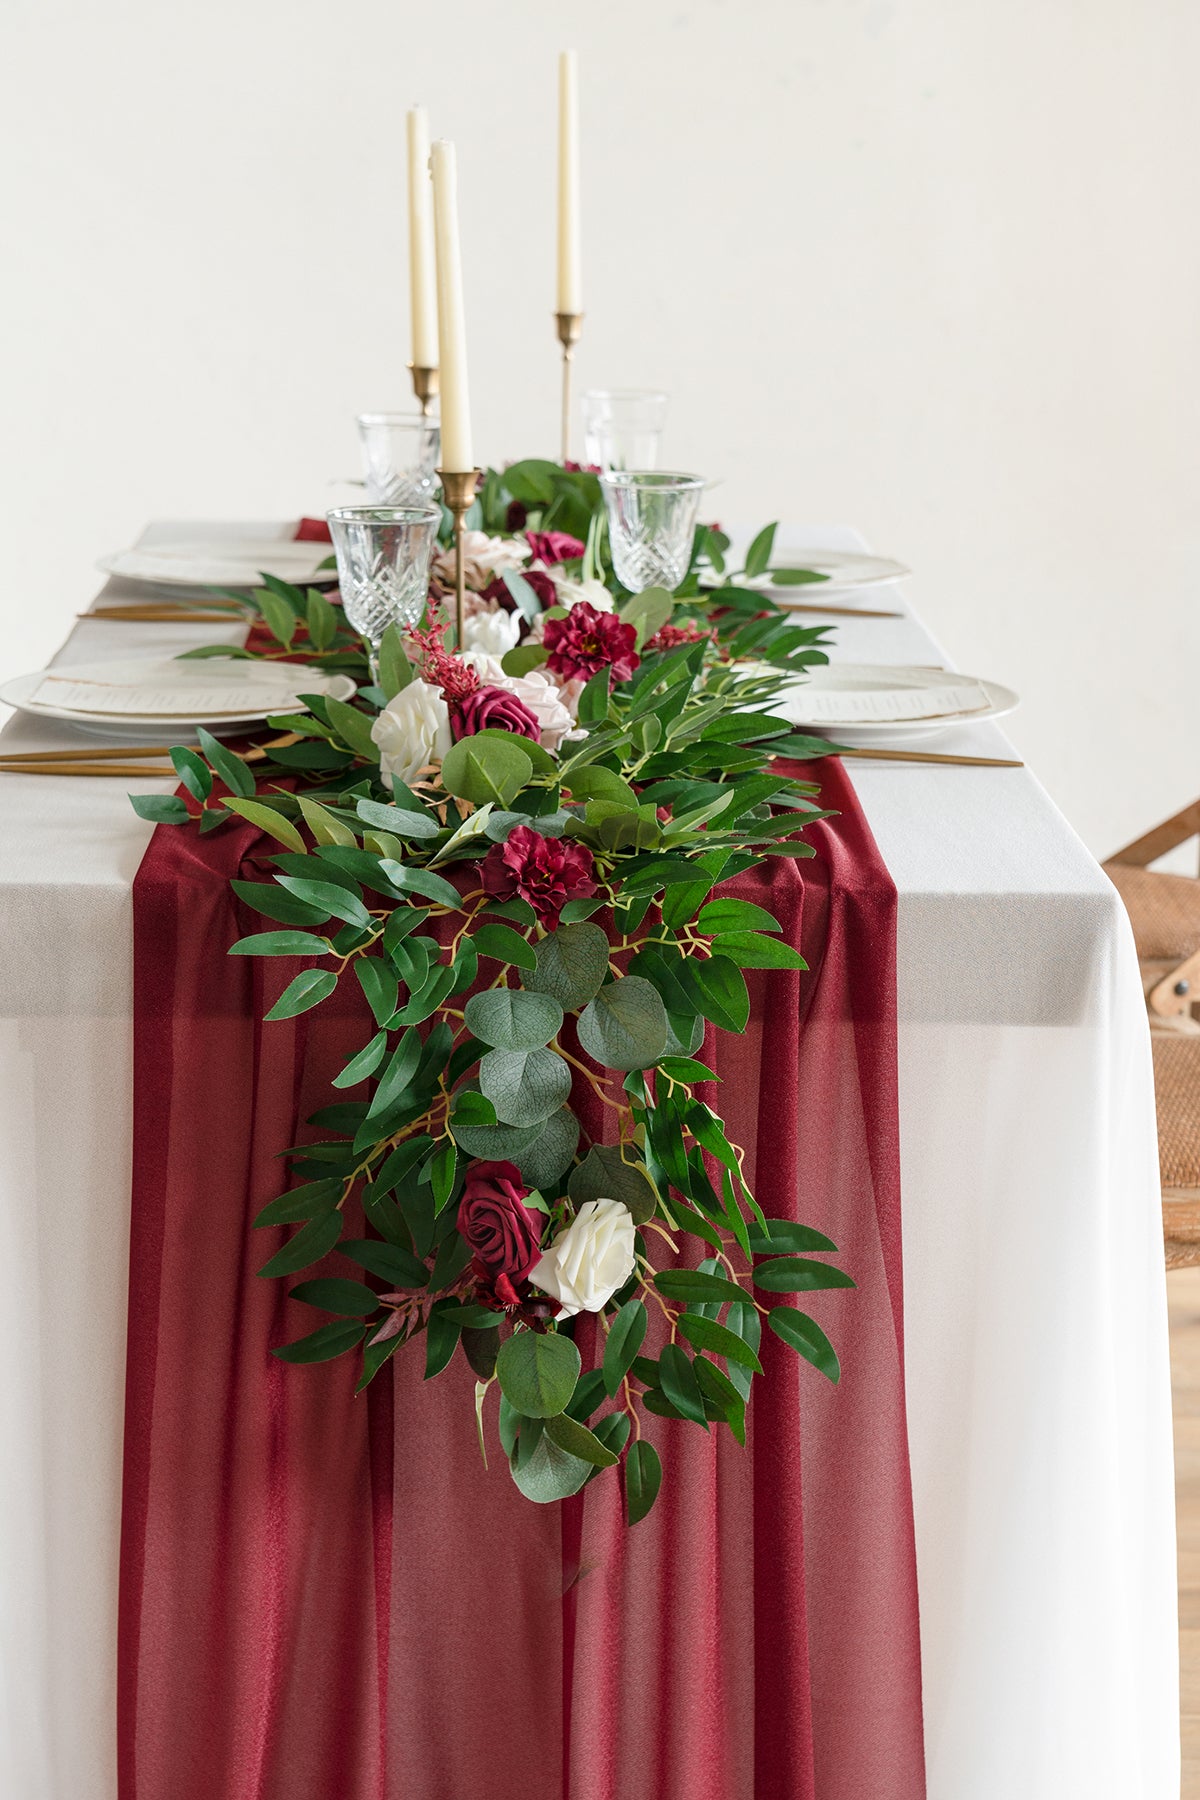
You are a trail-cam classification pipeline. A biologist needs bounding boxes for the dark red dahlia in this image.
[542,602,640,685]
[480,825,596,927]
[451,684,541,743]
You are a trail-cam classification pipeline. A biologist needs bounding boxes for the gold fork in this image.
[0,731,299,778]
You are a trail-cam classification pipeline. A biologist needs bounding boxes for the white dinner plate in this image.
[98,539,337,591]
[776,662,1019,743]
[0,656,356,741]
[718,547,909,601]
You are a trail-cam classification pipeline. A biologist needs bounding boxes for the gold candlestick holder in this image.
[555,312,584,464]
[408,363,439,416]
[437,467,481,649]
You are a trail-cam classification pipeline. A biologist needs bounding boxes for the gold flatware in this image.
[0,731,300,770]
[839,747,1022,768]
[0,760,178,778]
[778,601,902,620]
[85,605,250,623]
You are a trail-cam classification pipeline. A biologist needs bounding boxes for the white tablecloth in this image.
[0,523,1178,1798]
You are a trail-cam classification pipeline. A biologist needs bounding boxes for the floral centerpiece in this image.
[133,460,852,1519]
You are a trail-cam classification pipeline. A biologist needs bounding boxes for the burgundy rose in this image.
[457,1160,544,1308]
[543,601,640,685]
[506,499,529,531]
[563,461,601,475]
[525,529,585,566]
[481,825,596,926]
[451,684,541,743]
[480,567,557,614]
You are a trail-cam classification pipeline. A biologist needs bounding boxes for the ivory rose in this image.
[369,678,452,789]
[549,571,615,613]
[531,1198,638,1318]
[461,605,521,658]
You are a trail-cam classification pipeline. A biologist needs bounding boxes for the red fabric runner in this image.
[119,759,924,1800]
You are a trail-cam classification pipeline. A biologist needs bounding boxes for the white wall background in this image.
[3,0,1199,859]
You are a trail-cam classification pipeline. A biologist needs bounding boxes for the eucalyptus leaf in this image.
[496,1330,581,1418]
[479,1046,572,1127]
[577,976,669,1071]
[464,988,563,1051]
[441,734,533,806]
[568,1145,658,1226]
[524,921,610,1009]
[510,1104,580,1188]
[509,1430,592,1503]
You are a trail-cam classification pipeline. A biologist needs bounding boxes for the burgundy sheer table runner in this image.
[119,758,924,1800]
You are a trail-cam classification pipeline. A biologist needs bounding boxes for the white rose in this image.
[458,649,508,685]
[550,571,615,613]
[499,669,574,752]
[433,529,528,591]
[531,1198,637,1319]
[370,678,451,790]
[462,606,521,658]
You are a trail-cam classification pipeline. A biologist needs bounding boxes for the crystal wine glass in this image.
[583,389,669,471]
[599,470,705,594]
[327,505,441,674]
[357,413,441,505]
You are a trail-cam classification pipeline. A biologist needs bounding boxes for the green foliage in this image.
[128,467,856,1518]
[577,976,669,1071]
[496,1330,581,1418]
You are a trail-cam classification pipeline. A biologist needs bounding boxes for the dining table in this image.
[0,520,1179,1799]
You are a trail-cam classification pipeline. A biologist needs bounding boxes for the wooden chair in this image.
[1106,804,1200,1268]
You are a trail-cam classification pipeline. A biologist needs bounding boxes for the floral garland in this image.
[132,460,854,1520]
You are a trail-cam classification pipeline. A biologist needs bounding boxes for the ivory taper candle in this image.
[406,106,438,370]
[557,51,582,315]
[430,138,473,471]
